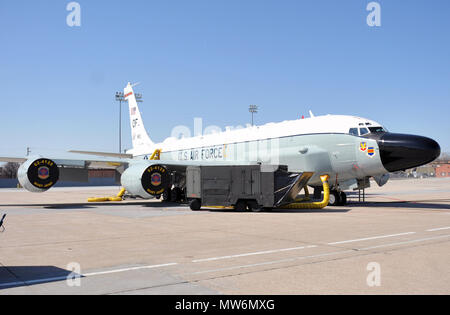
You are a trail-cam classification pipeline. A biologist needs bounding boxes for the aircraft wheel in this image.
[234,200,247,212]
[247,200,261,212]
[328,190,341,206]
[162,189,171,202]
[189,199,201,211]
[170,187,182,202]
[339,192,347,206]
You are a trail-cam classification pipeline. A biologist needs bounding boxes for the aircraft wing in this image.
[68,150,133,159]
[0,155,130,170]
[1,151,263,196]
[0,157,27,163]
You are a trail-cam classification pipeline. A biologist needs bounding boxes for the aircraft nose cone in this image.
[378,133,441,172]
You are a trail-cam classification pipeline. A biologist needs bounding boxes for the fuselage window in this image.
[368,126,385,133]
[359,128,369,136]
[349,128,359,136]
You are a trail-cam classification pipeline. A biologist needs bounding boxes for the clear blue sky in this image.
[0,0,449,157]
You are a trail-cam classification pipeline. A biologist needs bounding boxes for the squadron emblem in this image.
[151,173,162,187]
[37,166,50,180]
[360,142,367,152]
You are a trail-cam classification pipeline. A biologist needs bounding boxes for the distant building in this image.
[435,162,450,178]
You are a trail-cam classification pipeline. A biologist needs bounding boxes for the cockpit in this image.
[348,122,387,137]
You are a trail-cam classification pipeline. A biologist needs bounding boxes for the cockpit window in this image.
[349,128,358,136]
[359,128,369,136]
[368,127,386,133]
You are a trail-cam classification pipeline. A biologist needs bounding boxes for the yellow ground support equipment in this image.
[278,175,330,209]
[87,188,126,203]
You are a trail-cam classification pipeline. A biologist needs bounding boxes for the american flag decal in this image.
[130,107,136,115]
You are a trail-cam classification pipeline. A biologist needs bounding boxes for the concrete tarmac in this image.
[0,178,449,295]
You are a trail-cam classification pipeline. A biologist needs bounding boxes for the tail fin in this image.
[124,82,154,151]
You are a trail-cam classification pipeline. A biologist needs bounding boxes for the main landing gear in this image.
[163,187,185,203]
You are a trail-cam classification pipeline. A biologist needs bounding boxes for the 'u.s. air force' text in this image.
[177,146,224,161]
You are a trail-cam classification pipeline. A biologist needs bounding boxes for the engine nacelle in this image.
[121,163,170,198]
[18,157,60,193]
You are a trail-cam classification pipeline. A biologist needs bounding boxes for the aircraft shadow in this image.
[0,266,83,290]
[198,208,351,214]
[348,200,450,210]
[0,201,184,209]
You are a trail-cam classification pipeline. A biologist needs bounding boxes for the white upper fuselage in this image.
[129,115,384,157]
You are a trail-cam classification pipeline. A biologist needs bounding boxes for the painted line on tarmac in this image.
[83,263,179,277]
[188,250,354,275]
[0,263,178,289]
[192,245,318,263]
[188,234,450,276]
[327,232,416,245]
[359,234,450,251]
[426,226,450,232]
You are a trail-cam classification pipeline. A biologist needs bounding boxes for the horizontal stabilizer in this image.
[69,150,133,159]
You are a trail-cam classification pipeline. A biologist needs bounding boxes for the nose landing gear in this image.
[329,190,347,206]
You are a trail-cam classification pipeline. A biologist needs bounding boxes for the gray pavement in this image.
[0,178,449,295]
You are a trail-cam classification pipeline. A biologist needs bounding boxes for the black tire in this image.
[328,190,342,206]
[170,187,181,202]
[162,189,171,202]
[247,200,261,212]
[189,199,201,211]
[339,192,347,206]
[234,200,247,212]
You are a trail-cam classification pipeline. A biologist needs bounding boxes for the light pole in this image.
[249,105,258,126]
[115,92,125,153]
[115,91,144,153]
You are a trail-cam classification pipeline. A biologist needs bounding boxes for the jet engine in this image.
[17,157,60,193]
[121,163,170,198]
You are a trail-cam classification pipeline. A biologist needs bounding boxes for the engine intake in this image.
[18,158,60,193]
[121,163,170,198]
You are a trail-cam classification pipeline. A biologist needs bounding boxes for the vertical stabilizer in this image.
[124,82,154,152]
